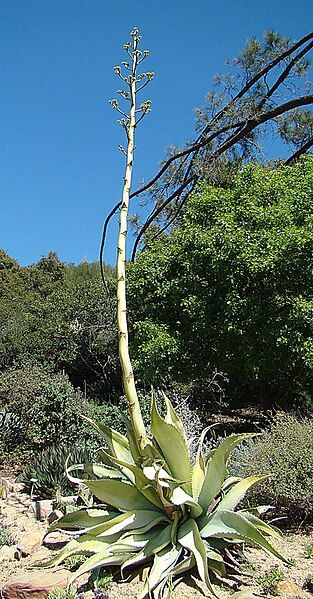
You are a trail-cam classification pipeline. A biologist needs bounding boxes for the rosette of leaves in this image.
[43,396,286,598]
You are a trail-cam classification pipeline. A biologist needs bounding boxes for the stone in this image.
[274,579,312,597]
[231,590,261,598]
[1,569,71,599]
[29,547,51,565]
[0,544,16,562]
[43,531,69,550]
[15,532,42,558]
[35,500,54,521]
[47,509,64,525]
[1,477,15,494]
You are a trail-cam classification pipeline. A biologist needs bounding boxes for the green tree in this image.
[128,156,313,408]
[0,254,119,401]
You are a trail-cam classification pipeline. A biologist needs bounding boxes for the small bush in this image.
[65,554,87,571]
[257,568,284,595]
[48,589,77,599]
[0,525,15,547]
[96,572,113,590]
[0,364,123,464]
[231,414,313,522]
[20,445,91,498]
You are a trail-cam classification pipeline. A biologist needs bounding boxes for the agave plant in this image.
[45,400,286,597]
[42,28,286,597]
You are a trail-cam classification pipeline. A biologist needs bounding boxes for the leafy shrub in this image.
[0,364,123,463]
[0,525,15,547]
[64,554,87,571]
[257,568,284,594]
[48,589,77,599]
[128,157,313,408]
[304,544,313,558]
[20,445,92,498]
[231,414,313,522]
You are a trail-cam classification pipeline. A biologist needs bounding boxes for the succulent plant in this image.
[44,397,286,598]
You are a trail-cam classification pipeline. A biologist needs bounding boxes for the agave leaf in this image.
[244,505,275,516]
[171,554,196,576]
[202,541,227,577]
[48,508,116,532]
[88,510,169,537]
[177,518,216,596]
[38,538,80,567]
[217,475,269,512]
[119,527,163,549]
[192,426,216,500]
[238,512,282,539]
[85,478,161,512]
[151,398,191,493]
[221,476,242,491]
[198,433,258,512]
[65,461,84,485]
[121,524,173,575]
[199,510,288,563]
[98,447,164,510]
[40,536,117,568]
[69,549,134,584]
[137,543,182,599]
[170,486,203,517]
[163,393,185,438]
[82,417,135,465]
[84,462,127,480]
[123,414,142,464]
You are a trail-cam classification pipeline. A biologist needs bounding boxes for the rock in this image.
[14,532,42,558]
[47,509,64,524]
[1,569,71,599]
[274,579,312,597]
[29,547,51,565]
[0,544,16,562]
[231,590,261,598]
[43,531,69,550]
[35,500,54,521]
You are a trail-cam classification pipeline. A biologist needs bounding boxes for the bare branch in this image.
[131,174,195,261]
[285,135,313,164]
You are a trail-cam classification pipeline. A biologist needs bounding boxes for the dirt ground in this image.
[0,481,312,598]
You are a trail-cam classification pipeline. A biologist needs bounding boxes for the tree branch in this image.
[131,175,195,261]
[130,32,313,202]
[285,135,313,164]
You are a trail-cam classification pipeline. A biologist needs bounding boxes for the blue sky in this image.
[1,0,312,266]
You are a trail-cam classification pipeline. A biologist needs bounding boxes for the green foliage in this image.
[128,157,313,408]
[0,525,15,547]
[0,366,88,452]
[257,568,284,595]
[0,363,125,466]
[96,572,113,590]
[45,398,286,598]
[47,589,77,599]
[0,255,119,402]
[20,445,91,498]
[231,414,313,521]
[65,554,87,571]
[304,544,313,558]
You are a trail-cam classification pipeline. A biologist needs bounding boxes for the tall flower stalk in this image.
[110,27,153,454]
